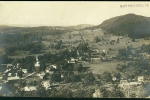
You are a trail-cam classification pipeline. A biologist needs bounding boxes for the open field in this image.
[82,61,124,74]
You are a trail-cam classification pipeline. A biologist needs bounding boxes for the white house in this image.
[51,65,57,69]
[37,72,45,79]
[100,50,108,53]
[24,86,36,91]
[7,64,13,68]
[22,69,27,73]
[93,89,102,98]
[138,76,144,82]
[112,77,117,81]
[7,76,20,81]
[41,81,51,90]
[129,82,141,85]
[8,73,12,77]
[119,80,130,88]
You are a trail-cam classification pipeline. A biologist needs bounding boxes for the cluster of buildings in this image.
[93,76,146,98]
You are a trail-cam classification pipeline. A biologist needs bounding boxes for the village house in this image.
[51,65,57,69]
[118,80,129,88]
[67,57,77,64]
[22,69,27,74]
[37,71,45,79]
[8,73,11,77]
[24,86,37,91]
[7,64,13,68]
[7,73,20,81]
[138,76,144,82]
[41,80,51,90]
[93,89,102,98]
[91,49,99,53]
[112,77,117,81]
[91,58,102,64]
[129,82,141,86]
[45,68,50,73]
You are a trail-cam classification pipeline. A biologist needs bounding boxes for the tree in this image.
[74,64,83,73]
[94,37,101,43]
[141,43,146,51]
[117,38,120,43]
[101,52,106,57]
[132,38,135,42]
[43,73,50,80]
[51,73,61,83]
[36,83,46,97]
[39,59,47,72]
[17,70,23,78]
[55,88,72,98]
[84,72,95,85]
[101,71,112,83]
[99,87,110,98]
[109,87,125,98]
[70,74,81,82]
[73,89,93,98]
[113,72,121,80]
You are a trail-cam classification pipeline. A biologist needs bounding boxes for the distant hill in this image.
[0,24,94,34]
[66,24,94,31]
[90,13,150,38]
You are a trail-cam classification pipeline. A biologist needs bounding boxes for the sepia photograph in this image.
[0,1,150,98]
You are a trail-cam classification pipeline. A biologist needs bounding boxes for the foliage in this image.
[84,72,95,85]
[101,71,112,82]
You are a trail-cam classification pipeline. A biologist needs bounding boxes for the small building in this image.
[112,77,117,81]
[138,76,144,82]
[93,89,102,98]
[41,80,51,90]
[22,69,27,74]
[24,86,36,91]
[91,58,102,64]
[119,80,129,88]
[45,69,50,73]
[7,76,20,81]
[100,50,108,53]
[8,73,12,77]
[37,72,45,79]
[129,82,141,86]
[7,64,13,68]
[51,65,57,69]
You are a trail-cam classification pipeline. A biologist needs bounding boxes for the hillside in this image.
[91,13,150,38]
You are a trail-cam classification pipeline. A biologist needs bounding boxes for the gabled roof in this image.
[7,76,20,81]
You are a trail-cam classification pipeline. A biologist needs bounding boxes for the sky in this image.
[0,1,150,27]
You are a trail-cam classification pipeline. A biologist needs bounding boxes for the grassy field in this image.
[82,61,124,74]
